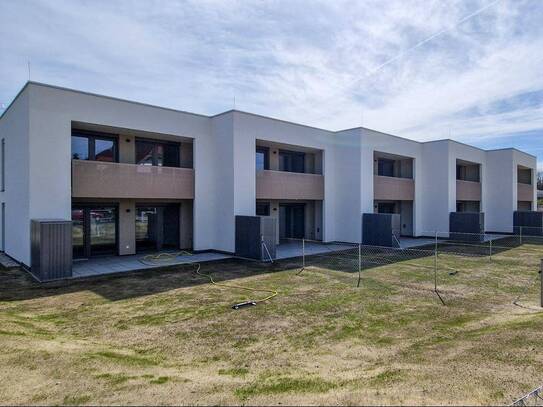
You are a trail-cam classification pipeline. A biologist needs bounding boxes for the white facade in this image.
[0,82,538,266]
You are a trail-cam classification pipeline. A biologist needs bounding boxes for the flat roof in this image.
[0,81,537,159]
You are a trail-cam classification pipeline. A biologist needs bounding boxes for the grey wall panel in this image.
[362,213,400,247]
[30,219,72,281]
[449,212,484,242]
[235,215,276,260]
[260,216,276,260]
[513,211,543,236]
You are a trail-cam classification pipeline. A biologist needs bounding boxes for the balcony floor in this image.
[275,240,357,259]
[72,251,231,279]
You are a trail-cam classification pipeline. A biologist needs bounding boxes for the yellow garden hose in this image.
[139,251,194,266]
[194,263,278,309]
[139,251,278,309]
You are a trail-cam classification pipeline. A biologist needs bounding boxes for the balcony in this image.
[72,160,194,200]
[256,170,324,200]
[517,182,534,202]
[374,175,414,201]
[456,180,481,201]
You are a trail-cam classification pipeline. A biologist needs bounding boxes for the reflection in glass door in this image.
[72,206,117,258]
[89,208,117,255]
[136,204,179,252]
[72,208,85,258]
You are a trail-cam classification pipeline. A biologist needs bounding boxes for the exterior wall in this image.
[0,82,538,266]
[26,83,215,254]
[486,150,514,232]
[234,111,336,243]
[119,200,136,255]
[0,90,30,265]
[361,129,423,236]
[332,129,361,242]
[513,150,537,211]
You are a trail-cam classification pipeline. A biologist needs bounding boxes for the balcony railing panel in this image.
[72,160,194,199]
[256,170,324,200]
[456,180,481,202]
[374,175,414,201]
[517,182,534,202]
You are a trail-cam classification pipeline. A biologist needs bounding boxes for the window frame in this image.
[256,202,271,216]
[71,130,119,163]
[279,149,305,173]
[256,146,270,171]
[135,137,180,168]
[377,158,395,177]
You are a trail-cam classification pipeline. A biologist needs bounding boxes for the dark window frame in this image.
[71,203,119,258]
[71,130,119,162]
[378,158,395,177]
[256,202,271,216]
[279,149,305,173]
[135,137,180,168]
[256,146,270,171]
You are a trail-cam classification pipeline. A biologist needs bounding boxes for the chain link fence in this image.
[289,230,543,307]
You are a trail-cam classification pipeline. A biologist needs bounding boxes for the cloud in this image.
[0,0,541,165]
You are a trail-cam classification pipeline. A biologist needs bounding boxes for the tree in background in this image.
[538,171,543,190]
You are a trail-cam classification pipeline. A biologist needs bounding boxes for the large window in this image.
[377,159,395,177]
[279,150,305,173]
[256,202,270,216]
[71,131,117,162]
[72,205,118,258]
[136,139,180,167]
[256,146,269,171]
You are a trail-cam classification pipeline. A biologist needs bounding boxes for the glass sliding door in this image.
[136,207,160,251]
[135,139,180,167]
[72,208,85,258]
[280,203,305,239]
[136,204,179,252]
[89,207,117,255]
[72,205,118,258]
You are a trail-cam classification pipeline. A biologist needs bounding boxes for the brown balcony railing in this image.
[374,175,414,201]
[456,179,481,201]
[256,170,324,200]
[72,160,194,199]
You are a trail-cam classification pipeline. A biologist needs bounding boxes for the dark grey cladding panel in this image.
[235,215,276,260]
[30,219,73,281]
[513,211,543,236]
[449,212,484,242]
[260,216,276,260]
[362,213,401,247]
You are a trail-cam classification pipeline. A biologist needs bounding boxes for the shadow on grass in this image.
[0,236,539,303]
[0,257,303,302]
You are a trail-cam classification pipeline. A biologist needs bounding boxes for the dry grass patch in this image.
[0,247,542,405]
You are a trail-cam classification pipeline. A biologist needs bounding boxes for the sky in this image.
[0,0,542,170]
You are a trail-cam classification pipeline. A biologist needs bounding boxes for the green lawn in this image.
[0,244,542,405]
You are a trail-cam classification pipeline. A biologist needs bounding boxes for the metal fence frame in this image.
[293,230,543,307]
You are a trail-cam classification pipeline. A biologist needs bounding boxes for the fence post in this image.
[520,226,523,245]
[357,243,362,288]
[434,240,438,292]
[434,231,438,257]
[540,259,542,308]
[489,238,492,261]
[302,238,305,270]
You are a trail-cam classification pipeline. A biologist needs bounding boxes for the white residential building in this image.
[0,82,537,271]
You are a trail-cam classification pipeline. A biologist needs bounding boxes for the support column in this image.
[118,200,136,255]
